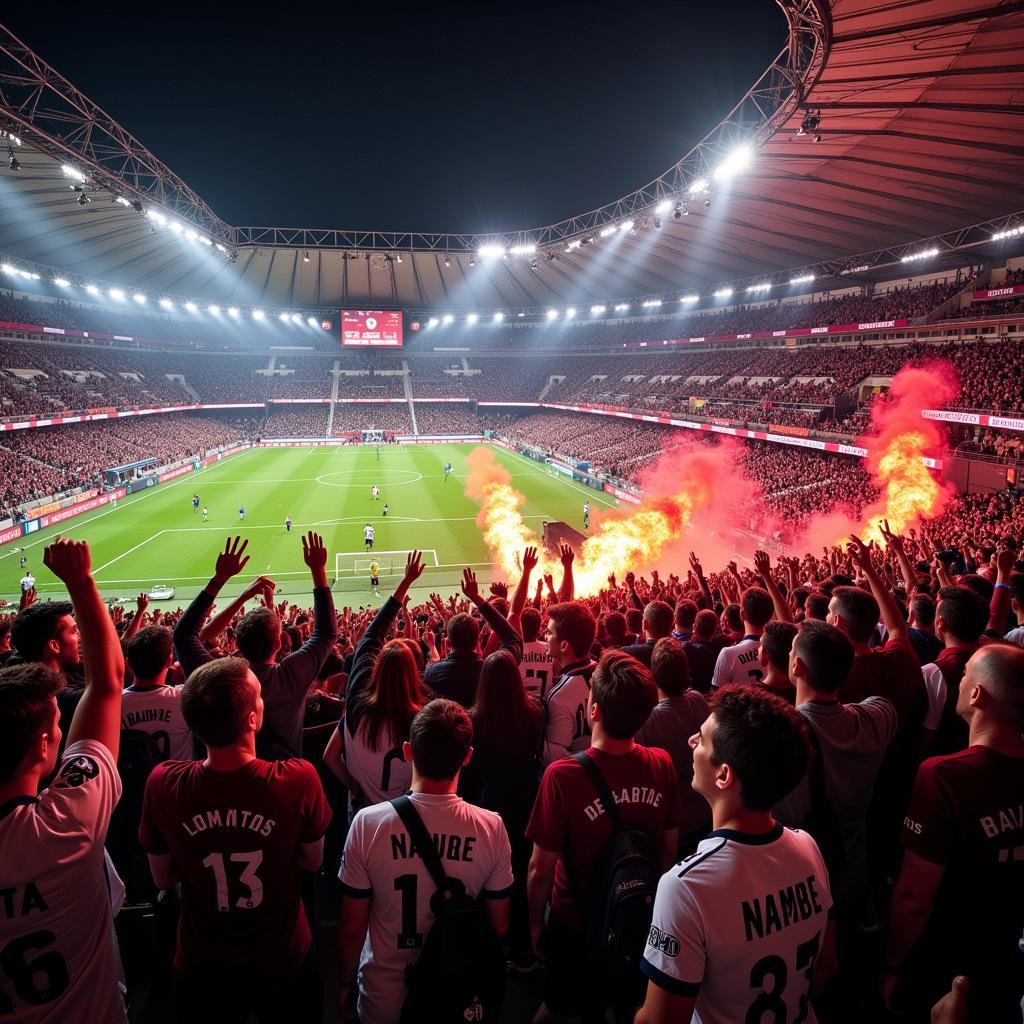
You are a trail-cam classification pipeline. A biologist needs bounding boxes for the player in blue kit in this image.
[444,461,452,482]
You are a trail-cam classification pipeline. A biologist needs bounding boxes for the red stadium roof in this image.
[0,0,1021,309]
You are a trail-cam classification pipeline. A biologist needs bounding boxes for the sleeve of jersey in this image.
[641,872,705,996]
[901,760,954,865]
[919,665,946,732]
[37,740,122,853]
[524,765,567,854]
[138,763,171,855]
[480,818,516,899]
[297,760,333,841]
[541,696,574,765]
[710,648,728,690]
[338,812,373,898]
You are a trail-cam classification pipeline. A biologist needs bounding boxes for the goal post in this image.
[334,549,439,584]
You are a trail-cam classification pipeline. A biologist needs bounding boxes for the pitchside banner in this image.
[340,310,404,347]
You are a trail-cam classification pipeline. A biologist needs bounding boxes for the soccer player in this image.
[368,559,380,595]
[337,699,513,1024]
[364,523,375,551]
[583,502,590,530]
[19,552,27,569]
[382,503,388,518]
[636,686,837,1024]
[371,485,380,501]
[285,515,292,533]
[140,656,331,1023]
[238,506,246,522]
[0,538,128,1022]
[202,507,209,521]
[443,461,452,482]
[20,569,35,593]
[193,494,200,513]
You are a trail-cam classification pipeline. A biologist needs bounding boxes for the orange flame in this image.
[857,364,956,543]
[465,447,712,596]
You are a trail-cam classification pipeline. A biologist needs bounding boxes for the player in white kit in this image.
[364,523,375,551]
[0,538,128,1023]
[636,686,836,1024]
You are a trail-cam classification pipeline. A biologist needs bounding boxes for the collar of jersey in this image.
[406,791,460,803]
[742,635,761,643]
[559,659,592,677]
[708,823,784,846]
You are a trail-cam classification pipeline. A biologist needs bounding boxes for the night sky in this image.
[3,2,786,234]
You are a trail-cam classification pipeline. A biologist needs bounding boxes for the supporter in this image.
[519,605,557,699]
[622,599,674,667]
[336,699,514,1024]
[883,644,1024,1022]
[636,686,836,1024]
[173,533,337,758]
[139,656,331,1023]
[540,601,598,763]
[422,568,522,707]
[711,586,774,687]
[460,649,544,971]
[1006,573,1024,646]
[527,650,679,1022]
[672,599,698,641]
[635,637,711,852]
[0,538,127,1022]
[775,620,896,990]
[907,594,944,666]
[757,620,798,704]
[684,609,725,693]
[121,625,192,760]
[323,553,427,811]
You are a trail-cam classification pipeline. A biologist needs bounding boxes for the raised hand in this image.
[403,550,425,584]
[522,546,539,574]
[848,534,873,573]
[995,545,1016,580]
[688,552,703,578]
[213,536,249,584]
[460,568,482,605]
[43,537,93,587]
[753,550,772,578]
[879,519,905,553]
[489,581,509,599]
[302,531,328,570]
[559,543,574,567]
[625,571,636,589]
[136,591,150,615]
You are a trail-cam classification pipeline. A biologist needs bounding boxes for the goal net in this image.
[334,549,439,584]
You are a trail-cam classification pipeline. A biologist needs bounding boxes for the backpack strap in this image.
[573,752,624,834]
[390,795,454,896]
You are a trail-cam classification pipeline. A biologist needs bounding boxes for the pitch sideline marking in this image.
[92,531,167,576]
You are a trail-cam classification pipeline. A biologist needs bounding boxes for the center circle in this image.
[314,468,423,488]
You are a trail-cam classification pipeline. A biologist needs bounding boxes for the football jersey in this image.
[520,640,556,701]
[139,757,331,988]
[120,684,193,761]
[364,526,375,541]
[0,740,126,1023]
[341,720,412,806]
[642,825,832,1024]
[338,791,514,1024]
[711,636,763,688]
[541,659,594,764]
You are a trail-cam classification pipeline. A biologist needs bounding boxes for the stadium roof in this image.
[0,0,1022,312]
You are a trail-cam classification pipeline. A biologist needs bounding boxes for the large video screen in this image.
[341,310,404,347]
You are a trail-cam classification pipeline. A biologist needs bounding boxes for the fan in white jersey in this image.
[710,586,775,688]
[0,538,128,1023]
[519,606,557,700]
[636,686,836,1024]
[540,601,597,764]
[121,624,193,760]
[337,699,513,1024]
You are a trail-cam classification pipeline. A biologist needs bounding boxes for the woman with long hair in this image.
[324,554,426,811]
[461,648,543,970]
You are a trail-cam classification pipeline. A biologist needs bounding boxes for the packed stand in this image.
[263,406,330,437]
[412,404,484,435]
[330,402,413,436]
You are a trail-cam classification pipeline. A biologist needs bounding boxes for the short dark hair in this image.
[126,625,173,681]
[548,602,597,659]
[793,620,855,693]
[957,573,994,604]
[761,621,798,673]
[831,586,880,644]
[409,698,473,780]
[10,602,74,662]
[708,686,811,810]
[447,612,480,652]
[741,587,774,629]
[521,607,542,643]
[694,609,718,640]
[625,608,643,635]
[0,663,63,780]
[674,600,698,631]
[644,601,674,640]
[804,592,830,621]
[1009,573,1024,608]
[590,650,657,739]
[603,611,627,644]
[234,608,281,663]
[723,604,743,634]
[650,637,690,697]
[936,586,989,644]
[909,594,936,629]
[181,658,255,748]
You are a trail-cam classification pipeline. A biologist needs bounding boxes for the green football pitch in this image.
[1,444,619,607]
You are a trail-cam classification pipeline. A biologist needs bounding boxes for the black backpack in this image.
[390,795,506,1024]
[572,752,661,978]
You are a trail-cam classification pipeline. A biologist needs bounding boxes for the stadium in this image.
[0,1,1022,1022]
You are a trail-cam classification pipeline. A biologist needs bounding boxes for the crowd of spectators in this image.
[264,406,330,437]
[330,403,413,436]
[412,404,484,435]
